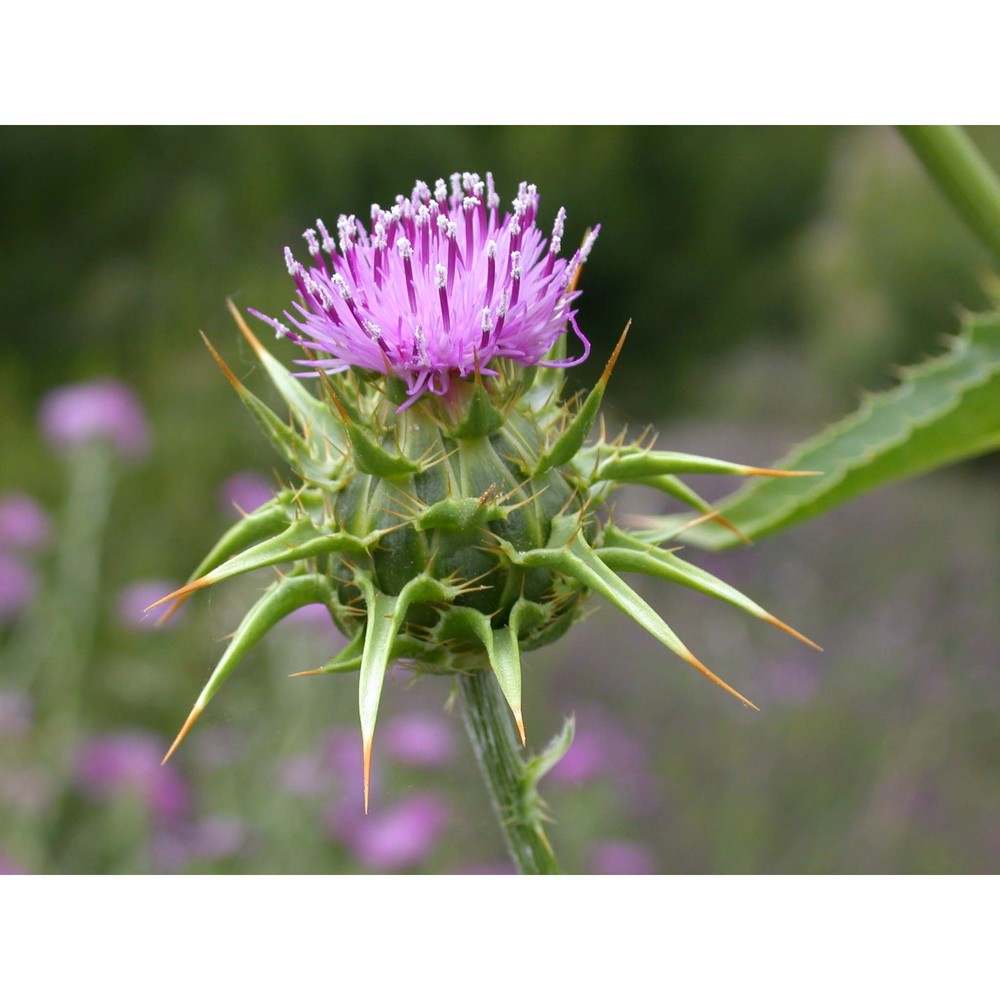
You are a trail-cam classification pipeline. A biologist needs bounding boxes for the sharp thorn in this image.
[144,576,213,613]
[514,708,526,746]
[745,466,823,478]
[598,319,631,388]
[363,735,372,814]
[226,297,271,358]
[680,647,759,711]
[199,330,244,394]
[762,613,824,652]
[162,704,202,765]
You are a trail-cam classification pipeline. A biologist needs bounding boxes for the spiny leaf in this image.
[594,448,819,482]
[204,331,315,462]
[675,311,1000,549]
[344,421,421,478]
[175,497,293,602]
[535,320,630,474]
[524,715,575,784]
[355,573,459,811]
[502,516,758,710]
[598,527,820,650]
[163,573,334,762]
[416,495,508,533]
[356,585,400,815]
[289,629,366,677]
[457,604,532,745]
[148,519,384,610]
[448,377,506,439]
[622,474,750,544]
[289,631,429,678]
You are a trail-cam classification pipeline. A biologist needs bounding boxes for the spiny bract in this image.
[155,172,818,809]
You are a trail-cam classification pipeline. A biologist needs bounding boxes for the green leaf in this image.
[502,516,757,710]
[186,497,293,584]
[595,448,802,481]
[535,322,630,474]
[344,421,421,478]
[163,573,335,761]
[524,715,575,785]
[355,573,459,809]
[598,530,820,650]
[676,311,1000,550]
[189,518,383,591]
[457,602,534,744]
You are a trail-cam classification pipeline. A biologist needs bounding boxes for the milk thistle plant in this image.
[155,139,1000,874]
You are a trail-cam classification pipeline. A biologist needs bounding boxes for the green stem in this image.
[458,669,560,875]
[898,125,1000,262]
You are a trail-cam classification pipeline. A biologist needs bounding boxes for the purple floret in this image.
[251,172,597,407]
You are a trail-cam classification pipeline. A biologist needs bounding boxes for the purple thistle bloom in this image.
[383,711,456,770]
[0,553,38,624]
[250,173,597,407]
[39,379,150,458]
[341,792,449,871]
[75,731,189,822]
[0,492,51,552]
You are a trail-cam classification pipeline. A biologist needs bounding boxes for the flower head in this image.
[75,731,189,821]
[250,173,596,406]
[0,492,51,552]
[39,379,150,458]
[160,169,820,836]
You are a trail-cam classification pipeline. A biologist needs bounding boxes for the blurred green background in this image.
[0,126,997,874]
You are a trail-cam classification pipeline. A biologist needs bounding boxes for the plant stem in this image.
[459,668,560,875]
[898,125,1000,262]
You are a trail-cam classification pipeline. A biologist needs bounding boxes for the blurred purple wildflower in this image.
[548,706,655,812]
[590,840,657,875]
[39,379,150,458]
[0,690,33,737]
[0,553,38,623]
[75,731,189,821]
[340,793,449,871]
[250,172,597,407]
[383,711,456,769]
[151,816,249,872]
[116,579,185,630]
[218,472,273,516]
[0,492,51,552]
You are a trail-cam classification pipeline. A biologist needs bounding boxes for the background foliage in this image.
[1,126,996,873]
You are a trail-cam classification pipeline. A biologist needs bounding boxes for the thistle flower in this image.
[39,379,150,459]
[249,173,593,407]
[76,731,189,821]
[155,172,819,844]
[0,492,51,552]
